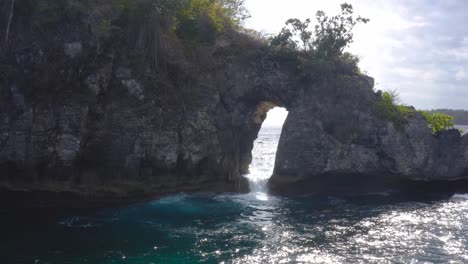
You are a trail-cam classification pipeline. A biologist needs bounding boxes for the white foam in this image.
[451,193,468,200]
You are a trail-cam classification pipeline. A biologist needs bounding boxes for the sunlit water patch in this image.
[1,127,468,263]
[243,125,281,199]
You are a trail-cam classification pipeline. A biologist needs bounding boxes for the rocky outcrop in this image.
[0,8,300,202]
[269,76,468,194]
[1,5,467,206]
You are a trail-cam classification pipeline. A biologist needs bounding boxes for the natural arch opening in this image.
[244,105,288,194]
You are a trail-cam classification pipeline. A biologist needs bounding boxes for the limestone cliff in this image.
[0,1,467,205]
[0,3,299,203]
[270,76,468,194]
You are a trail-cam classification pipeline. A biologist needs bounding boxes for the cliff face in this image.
[270,76,468,194]
[0,7,300,200]
[1,4,467,204]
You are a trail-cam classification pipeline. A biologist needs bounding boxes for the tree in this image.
[287,18,312,49]
[271,2,369,59]
[173,0,249,42]
[313,3,369,58]
[270,26,296,49]
[220,0,250,25]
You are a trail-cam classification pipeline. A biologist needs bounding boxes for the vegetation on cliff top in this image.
[4,1,457,135]
[1,0,248,41]
[429,109,468,125]
[2,0,368,74]
[269,3,369,80]
[376,90,414,128]
[376,90,456,134]
[419,110,455,134]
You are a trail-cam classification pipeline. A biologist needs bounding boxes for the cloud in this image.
[455,68,468,81]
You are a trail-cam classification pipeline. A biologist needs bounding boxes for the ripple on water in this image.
[2,190,468,263]
[2,127,468,263]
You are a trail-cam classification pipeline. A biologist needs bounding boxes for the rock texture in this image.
[0,5,467,205]
[269,76,468,194]
[0,9,300,203]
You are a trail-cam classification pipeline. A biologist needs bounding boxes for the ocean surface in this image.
[2,126,468,263]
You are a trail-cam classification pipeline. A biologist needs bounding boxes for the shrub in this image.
[7,0,248,44]
[174,0,248,43]
[418,110,455,134]
[377,90,414,127]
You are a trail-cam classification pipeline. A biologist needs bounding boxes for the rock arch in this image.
[269,76,468,194]
[1,21,468,204]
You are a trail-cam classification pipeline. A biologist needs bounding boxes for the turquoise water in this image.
[1,127,468,263]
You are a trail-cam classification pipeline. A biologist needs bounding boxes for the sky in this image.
[245,0,468,126]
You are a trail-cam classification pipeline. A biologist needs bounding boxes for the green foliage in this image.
[175,0,223,42]
[313,3,369,59]
[270,3,369,80]
[299,51,361,80]
[429,109,468,125]
[219,0,250,24]
[271,3,368,57]
[419,111,455,134]
[270,25,297,49]
[171,0,249,43]
[272,18,312,50]
[377,90,414,127]
[378,94,457,134]
[11,0,247,44]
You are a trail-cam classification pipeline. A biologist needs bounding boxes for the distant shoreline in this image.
[431,109,468,125]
